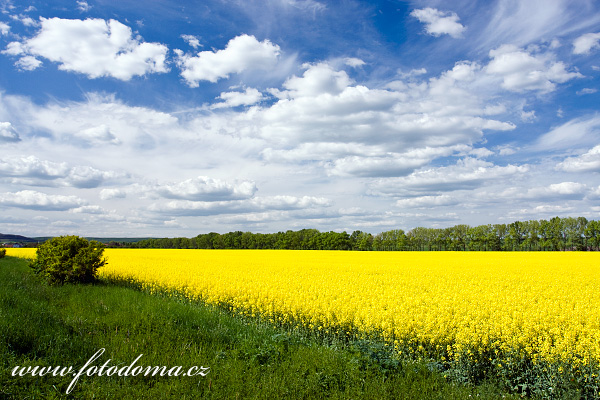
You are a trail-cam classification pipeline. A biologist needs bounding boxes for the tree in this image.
[29,235,106,285]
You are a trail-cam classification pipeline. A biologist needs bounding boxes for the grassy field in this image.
[0,255,521,399]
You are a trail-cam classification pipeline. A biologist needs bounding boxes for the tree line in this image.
[120,216,600,251]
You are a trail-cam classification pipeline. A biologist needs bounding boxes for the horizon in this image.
[1,0,599,237]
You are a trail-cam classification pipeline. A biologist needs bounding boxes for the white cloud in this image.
[534,114,600,151]
[67,166,125,188]
[495,145,518,156]
[259,62,514,154]
[175,34,280,86]
[476,0,600,51]
[280,0,326,12]
[344,57,365,68]
[279,62,353,97]
[327,155,431,178]
[527,182,587,199]
[18,92,178,149]
[411,7,465,38]
[77,1,91,12]
[2,41,25,56]
[573,32,600,55]
[151,195,330,216]
[483,182,588,203]
[576,88,597,95]
[369,158,528,196]
[11,14,37,27]
[100,188,126,200]
[154,176,257,201]
[0,121,20,142]
[15,55,42,71]
[0,155,126,188]
[77,124,121,145]
[0,155,69,180]
[211,88,264,109]
[181,34,201,49]
[6,18,169,80]
[0,22,10,35]
[486,45,582,93]
[469,147,494,158]
[71,205,106,214]
[326,146,469,178]
[0,190,86,210]
[520,109,536,122]
[396,194,458,208]
[556,145,600,172]
[507,204,574,218]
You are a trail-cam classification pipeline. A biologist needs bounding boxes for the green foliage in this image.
[128,216,600,252]
[29,235,106,285]
[0,248,5,259]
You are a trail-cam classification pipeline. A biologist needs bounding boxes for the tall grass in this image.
[0,256,518,399]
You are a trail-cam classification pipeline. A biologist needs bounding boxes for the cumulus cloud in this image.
[0,156,69,180]
[344,57,365,67]
[10,14,37,27]
[100,188,127,200]
[211,88,264,109]
[151,195,330,216]
[5,18,169,80]
[154,176,257,201]
[0,155,126,188]
[0,190,86,210]
[76,124,121,145]
[479,182,588,204]
[396,194,459,208]
[279,62,353,97]
[0,121,20,142]
[181,34,201,49]
[175,34,280,86]
[522,182,587,200]
[259,62,514,155]
[326,146,469,178]
[369,158,528,196]
[19,92,178,148]
[507,204,574,219]
[573,32,600,55]
[14,55,42,71]
[70,205,105,214]
[77,1,91,12]
[411,7,465,38]
[469,147,494,158]
[556,145,600,172]
[0,22,10,35]
[486,45,582,93]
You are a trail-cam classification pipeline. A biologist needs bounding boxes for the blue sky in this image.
[1,0,599,237]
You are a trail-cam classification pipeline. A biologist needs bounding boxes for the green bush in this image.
[29,235,106,285]
[0,248,5,258]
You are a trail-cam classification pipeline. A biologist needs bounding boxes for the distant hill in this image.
[0,233,38,243]
[1,234,154,245]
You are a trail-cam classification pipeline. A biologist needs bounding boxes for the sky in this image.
[0,0,599,237]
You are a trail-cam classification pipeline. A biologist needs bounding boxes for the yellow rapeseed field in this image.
[7,248,600,377]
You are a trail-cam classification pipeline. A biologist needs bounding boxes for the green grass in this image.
[0,256,519,399]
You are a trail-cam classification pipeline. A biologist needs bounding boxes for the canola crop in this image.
[7,248,600,391]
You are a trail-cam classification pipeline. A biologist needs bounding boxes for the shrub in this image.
[29,235,106,285]
[0,248,5,258]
